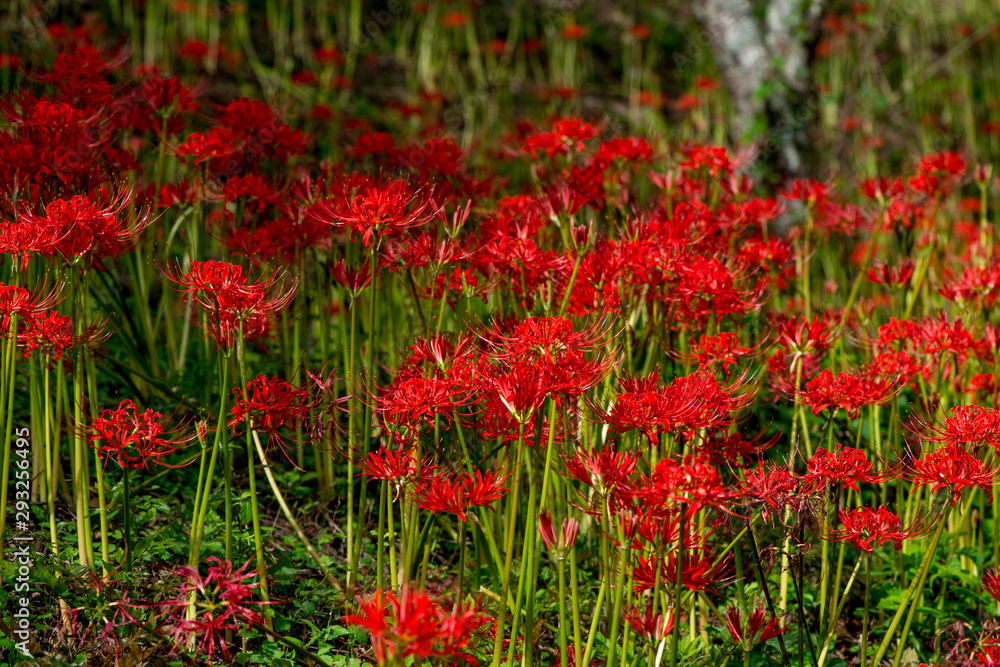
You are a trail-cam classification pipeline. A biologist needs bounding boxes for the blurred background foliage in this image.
[1,0,997,181]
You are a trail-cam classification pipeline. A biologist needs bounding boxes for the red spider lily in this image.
[160,260,296,351]
[201,309,277,353]
[521,116,600,159]
[938,264,1000,307]
[781,178,831,206]
[480,316,610,363]
[983,568,1000,603]
[0,215,62,270]
[329,258,372,296]
[415,469,509,522]
[229,375,310,464]
[683,331,758,372]
[90,400,191,470]
[825,506,930,552]
[563,446,637,498]
[803,445,899,492]
[481,360,549,424]
[859,176,904,203]
[725,606,786,645]
[866,259,915,288]
[771,314,835,357]
[699,431,779,468]
[377,375,471,435]
[538,511,579,556]
[639,454,734,515]
[17,311,75,359]
[624,603,674,643]
[598,370,755,443]
[21,189,151,263]
[798,368,902,418]
[357,447,433,490]
[158,557,273,661]
[0,279,67,330]
[633,549,731,593]
[908,443,998,506]
[739,462,803,520]
[913,405,1000,451]
[316,178,437,249]
[20,312,107,365]
[343,586,489,665]
[680,145,734,177]
[163,260,297,319]
[909,150,966,198]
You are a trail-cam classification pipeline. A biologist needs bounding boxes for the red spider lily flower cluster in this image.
[538,511,580,556]
[11,189,151,267]
[161,260,296,351]
[90,400,191,470]
[825,506,930,552]
[908,443,998,506]
[625,604,674,643]
[229,374,310,463]
[725,606,786,646]
[315,177,437,249]
[640,454,735,515]
[798,368,902,418]
[416,469,509,522]
[598,369,755,444]
[803,444,898,492]
[0,280,66,331]
[157,557,272,661]
[343,587,490,665]
[983,568,1000,604]
[739,462,803,520]
[476,316,614,433]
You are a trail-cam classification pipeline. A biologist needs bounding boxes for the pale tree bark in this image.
[692,0,828,176]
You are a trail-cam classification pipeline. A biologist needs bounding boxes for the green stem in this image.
[869,504,948,667]
[669,506,685,667]
[238,320,272,626]
[491,422,525,667]
[122,465,133,570]
[349,247,380,591]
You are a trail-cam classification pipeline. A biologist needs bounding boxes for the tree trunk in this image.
[692,0,828,176]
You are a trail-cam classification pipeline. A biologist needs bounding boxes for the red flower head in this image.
[803,444,898,492]
[982,568,1000,603]
[624,603,674,643]
[229,375,310,464]
[739,462,803,520]
[908,443,998,506]
[416,469,509,522]
[18,311,76,360]
[914,405,1000,451]
[90,400,190,470]
[781,178,831,207]
[799,368,902,419]
[538,511,579,557]
[0,279,66,331]
[357,447,429,491]
[160,260,296,351]
[23,190,151,263]
[317,178,436,249]
[826,506,930,552]
[158,557,273,662]
[563,446,637,499]
[640,454,734,515]
[725,606,786,646]
[685,331,757,372]
[343,586,489,665]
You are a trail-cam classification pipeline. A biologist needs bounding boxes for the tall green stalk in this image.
[238,320,272,627]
